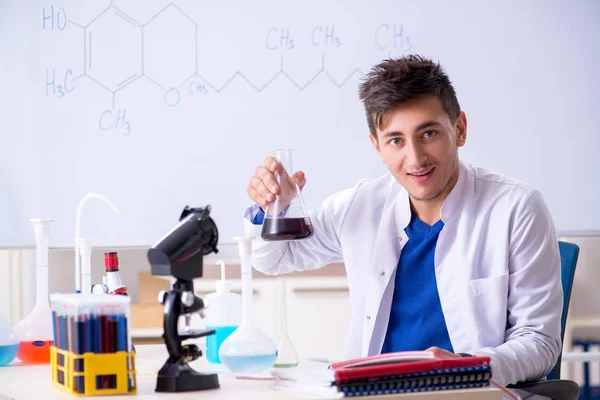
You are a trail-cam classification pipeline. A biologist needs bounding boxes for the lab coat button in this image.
[379,271,385,276]
[366,315,371,320]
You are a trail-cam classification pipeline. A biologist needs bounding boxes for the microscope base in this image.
[155,363,220,392]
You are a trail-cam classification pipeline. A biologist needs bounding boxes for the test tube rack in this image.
[49,293,136,396]
[50,347,136,396]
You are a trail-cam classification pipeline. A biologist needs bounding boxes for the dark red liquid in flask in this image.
[261,217,313,241]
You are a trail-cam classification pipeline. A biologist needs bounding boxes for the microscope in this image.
[147,205,220,392]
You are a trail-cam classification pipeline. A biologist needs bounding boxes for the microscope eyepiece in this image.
[148,205,218,281]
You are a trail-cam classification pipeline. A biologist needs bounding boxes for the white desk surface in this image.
[0,344,505,400]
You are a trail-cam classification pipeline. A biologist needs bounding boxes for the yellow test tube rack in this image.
[49,293,136,396]
[50,346,137,396]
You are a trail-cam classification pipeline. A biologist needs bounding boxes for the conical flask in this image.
[273,279,299,368]
[261,149,313,241]
[14,219,55,363]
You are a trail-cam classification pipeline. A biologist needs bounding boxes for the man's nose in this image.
[405,141,426,166]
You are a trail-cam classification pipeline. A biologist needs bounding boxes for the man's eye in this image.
[389,138,402,145]
[423,131,437,138]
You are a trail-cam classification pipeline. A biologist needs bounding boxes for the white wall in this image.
[1,0,599,247]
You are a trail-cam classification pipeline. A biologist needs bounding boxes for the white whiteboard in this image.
[1,0,599,247]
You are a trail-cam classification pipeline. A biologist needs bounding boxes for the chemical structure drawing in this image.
[42,2,413,135]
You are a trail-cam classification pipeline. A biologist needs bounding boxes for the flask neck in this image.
[279,280,288,336]
[241,271,253,326]
[35,265,49,307]
[273,149,294,174]
[34,231,50,306]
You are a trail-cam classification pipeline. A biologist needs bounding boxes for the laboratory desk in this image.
[0,344,505,400]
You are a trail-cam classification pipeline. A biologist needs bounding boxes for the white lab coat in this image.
[243,160,563,386]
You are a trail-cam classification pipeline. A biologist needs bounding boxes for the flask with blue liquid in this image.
[204,260,241,364]
[219,237,278,374]
[0,316,19,365]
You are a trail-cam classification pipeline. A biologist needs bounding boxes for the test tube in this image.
[95,304,104,389]
[76,305,87,394]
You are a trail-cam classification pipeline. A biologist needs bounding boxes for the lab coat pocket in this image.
[468,274,508,347]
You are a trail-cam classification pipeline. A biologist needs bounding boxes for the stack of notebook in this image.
[271,350,492,397]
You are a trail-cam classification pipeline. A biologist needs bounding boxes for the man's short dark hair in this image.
[358,55,461,138]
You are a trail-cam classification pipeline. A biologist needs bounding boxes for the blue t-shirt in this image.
[252,207,265,225]
[381,214,454,353]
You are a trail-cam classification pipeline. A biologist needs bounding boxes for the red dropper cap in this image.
[104,252,119,272]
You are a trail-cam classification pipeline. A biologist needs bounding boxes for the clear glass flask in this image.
[261,149,314,241]
[14,219,55,363]
[273,279,299,368]
[219,237,278,374]
[0,316,19,365]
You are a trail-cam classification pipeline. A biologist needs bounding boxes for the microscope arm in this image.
[162,291,183,361]
[161,288,216,364]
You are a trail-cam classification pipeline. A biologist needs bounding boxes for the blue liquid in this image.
[206,326,237,364]
[0,343,19,366]
[220,353,277,374]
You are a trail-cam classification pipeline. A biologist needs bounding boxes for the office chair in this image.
[508,241,580,400]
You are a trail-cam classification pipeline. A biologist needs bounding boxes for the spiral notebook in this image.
[271,351,492,398]
[329,351,492,397]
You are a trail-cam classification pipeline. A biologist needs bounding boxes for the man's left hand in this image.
[426,346,461,358]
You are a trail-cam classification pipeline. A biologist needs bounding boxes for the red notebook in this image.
[327,351,492,396]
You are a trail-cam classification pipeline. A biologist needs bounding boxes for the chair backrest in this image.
[547,241,580,380]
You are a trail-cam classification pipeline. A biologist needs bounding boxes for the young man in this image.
[243,55,562,386]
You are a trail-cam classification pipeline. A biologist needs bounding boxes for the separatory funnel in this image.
[261,149,313,241]
[219,237,277,374]
[14,219,54,363]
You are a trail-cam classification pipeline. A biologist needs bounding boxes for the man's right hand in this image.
[247,156,306,211]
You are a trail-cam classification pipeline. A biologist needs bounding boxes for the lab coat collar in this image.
[440,160,472,224]
[379,158,471,230]
[390,158,472,225]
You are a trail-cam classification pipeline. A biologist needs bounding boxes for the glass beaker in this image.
[261,149,314,241]
[273,279,299,368]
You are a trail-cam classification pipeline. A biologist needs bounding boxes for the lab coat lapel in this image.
[436,161,475,352]
[362,179,411,356]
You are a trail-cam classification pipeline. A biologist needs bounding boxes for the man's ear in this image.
[455,112,467,147]
[369,132,384,162]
